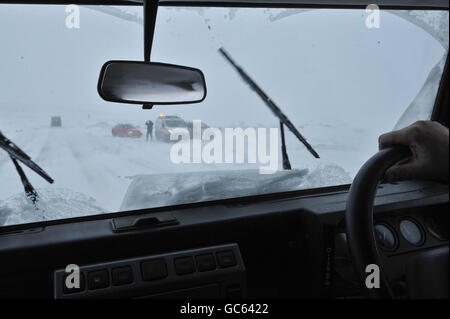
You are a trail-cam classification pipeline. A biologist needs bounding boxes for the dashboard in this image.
[334,203,448,298]
[0,180,448,298]
[375,208,448,253]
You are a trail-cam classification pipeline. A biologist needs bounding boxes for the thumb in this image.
[384,162,421,182]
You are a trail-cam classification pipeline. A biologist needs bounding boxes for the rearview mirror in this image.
[98,61,207,105]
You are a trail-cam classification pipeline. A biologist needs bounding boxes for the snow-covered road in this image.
[1,118,206,213]
[0,111,385,226]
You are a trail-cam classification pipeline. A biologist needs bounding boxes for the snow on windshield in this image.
[0,5,448,225]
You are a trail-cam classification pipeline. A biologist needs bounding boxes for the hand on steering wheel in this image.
[379,121,449,183]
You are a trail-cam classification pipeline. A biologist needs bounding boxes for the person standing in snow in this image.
[145,120,154,142]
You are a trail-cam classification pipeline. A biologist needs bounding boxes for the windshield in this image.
[165,119,186,127]
[0,5,448,226]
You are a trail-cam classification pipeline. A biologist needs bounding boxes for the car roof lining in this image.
[0,0,448,9]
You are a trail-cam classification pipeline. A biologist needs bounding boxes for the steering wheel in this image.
[345,146,412,299]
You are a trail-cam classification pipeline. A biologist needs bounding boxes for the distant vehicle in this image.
[112,124,142,138]
[51,116,62,127]
[186,121,210,138]
[155,115,187,142]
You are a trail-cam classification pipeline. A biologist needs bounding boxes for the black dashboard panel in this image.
[0,180,448,298]
[54,244,246,299]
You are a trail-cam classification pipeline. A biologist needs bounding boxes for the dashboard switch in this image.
[174,256,195,275]
[112,266,133,286]
[141,258,168,281]
[195,253,216,272]
[216,250,236,268]
[88,269,109,290]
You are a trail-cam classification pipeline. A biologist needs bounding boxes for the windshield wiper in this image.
[218,47,320,166]
[0,131,54,205]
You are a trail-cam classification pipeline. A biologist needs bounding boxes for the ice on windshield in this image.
[0,5,448,226]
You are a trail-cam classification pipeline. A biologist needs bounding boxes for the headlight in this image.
[128,131,133,135]
[168,129,173,134]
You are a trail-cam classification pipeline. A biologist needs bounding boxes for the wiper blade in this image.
[10,156,39,204]
[0,131,54,183]
[279,120,292,169]
[0,131,54,204]
[219,47,320,159]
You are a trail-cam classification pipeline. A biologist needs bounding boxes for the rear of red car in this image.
[112,124,142,138]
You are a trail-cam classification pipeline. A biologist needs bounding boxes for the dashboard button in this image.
[88,269,109,290]
[141,259,168,281]
[195,254,216,272]
[216,250,236,268]
[112,266,133,286]
[174,256,195,275]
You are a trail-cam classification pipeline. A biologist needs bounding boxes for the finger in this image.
[378,126,413,150]
[384,162,421,182]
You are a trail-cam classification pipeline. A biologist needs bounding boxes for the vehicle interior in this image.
[0,0,448,300]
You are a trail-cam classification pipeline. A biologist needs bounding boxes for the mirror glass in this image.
[98,61,206,105]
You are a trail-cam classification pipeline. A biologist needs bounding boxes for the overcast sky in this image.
[0,5,447,134]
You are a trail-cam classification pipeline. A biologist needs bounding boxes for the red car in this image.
[112,124,142,138]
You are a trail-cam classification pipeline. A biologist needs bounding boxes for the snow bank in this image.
[0,188,107,226]
[120,166,351,211]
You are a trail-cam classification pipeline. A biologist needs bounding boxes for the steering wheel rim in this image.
[345,146,412,299]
